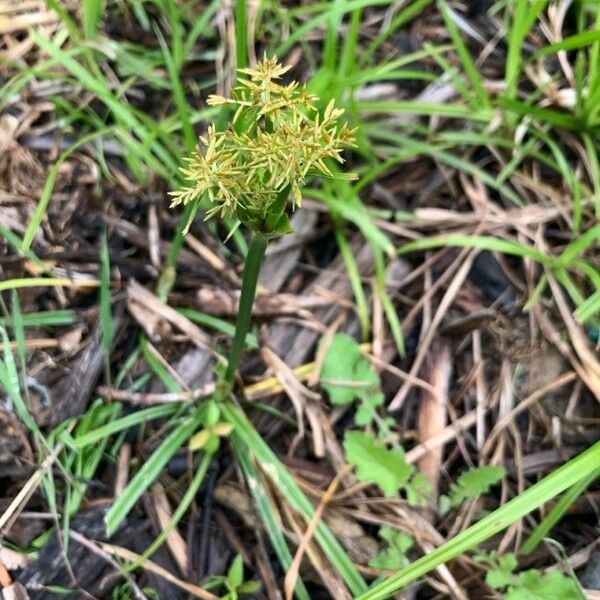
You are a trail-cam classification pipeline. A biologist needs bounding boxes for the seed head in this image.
[170,56,357,234]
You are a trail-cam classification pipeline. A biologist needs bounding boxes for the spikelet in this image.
[170,56,356,233]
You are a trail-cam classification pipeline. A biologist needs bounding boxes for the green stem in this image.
[520,465,600,555]
[224,232,268,385]
[234,0,248,70]
[156,202,197,301]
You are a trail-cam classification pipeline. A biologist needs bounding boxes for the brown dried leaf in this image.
[149,483,189,575]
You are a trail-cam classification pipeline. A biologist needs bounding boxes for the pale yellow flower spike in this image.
[170,56,357,234]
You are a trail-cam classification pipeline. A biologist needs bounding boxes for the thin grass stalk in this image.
[223,232,268,386]
[520,466,600,555]
[235,0,248,70]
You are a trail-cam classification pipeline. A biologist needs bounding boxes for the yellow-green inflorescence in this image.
[170,56,357,235]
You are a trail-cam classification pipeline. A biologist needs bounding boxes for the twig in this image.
[69,531,149,600]
[417,341,452,503]
[389,249,477,410]
[79,539,218,600]
[0,443,63,536]
[284,464,352,600]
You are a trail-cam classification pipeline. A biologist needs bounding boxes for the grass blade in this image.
[356,440,600,600]
[0,277,98,293]
[82,0,104,38]
[235,0,248,69]
[0,327,38,434]
[22,129,112,252]
[574,289,600,322]
[532,28,600,60]
[438,0,489,108]
[155,27,195,152]
[520,467,600,555]
[104,410,203,535]
[72,404,179,448]
[99,229,113,358]
[398,234,552,265]
[10,291,27,380]
[125,451,212,571]
[222,402,368,596]
[178,308,258,348]
[0,309,77,329]
[233,435,311,600]
[333,214,370,340]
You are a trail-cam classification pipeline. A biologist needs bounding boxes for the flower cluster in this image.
[170,56,356,234]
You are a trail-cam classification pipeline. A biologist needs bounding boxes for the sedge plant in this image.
[165,57,372,597]
[170,55,357,397]
[103,61,366,596]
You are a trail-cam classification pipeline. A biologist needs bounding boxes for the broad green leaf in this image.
[405,473,432,508]
[505,569,583,600]
[227,555,244,590]
[320,333,384,427]
[448,465,506,507]
[369,527,413,571]
[321,333,370,404]
[356,442,600,600]
[344,431,413,497]
[484,553,519,589]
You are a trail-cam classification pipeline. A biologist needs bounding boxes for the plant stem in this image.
[234,0,248,70]
[224,231,268,385]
